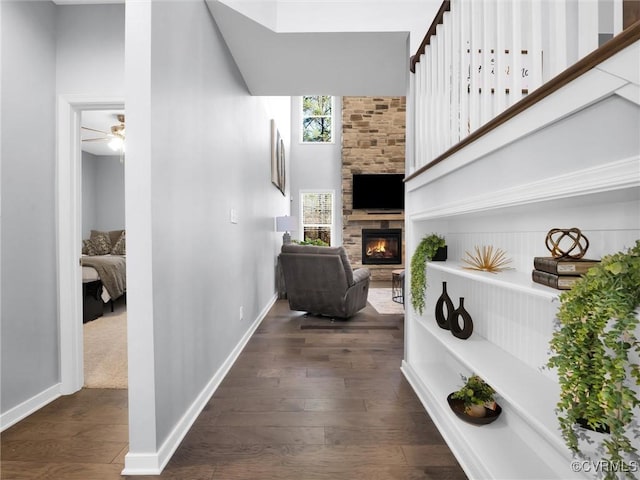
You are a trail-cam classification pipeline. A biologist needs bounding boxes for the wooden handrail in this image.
[405,19,640,182]
[409,0,450,73]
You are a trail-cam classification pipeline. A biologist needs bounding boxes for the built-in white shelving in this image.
[403,262,584,479]
[427,261,559,300]
[403,32,640,480]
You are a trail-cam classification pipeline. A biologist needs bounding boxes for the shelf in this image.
[427,261,560,301]
[402,360,580,480]
[417,316,568,457]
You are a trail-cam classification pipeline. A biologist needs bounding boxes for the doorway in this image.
[80,109,128,389]
[57,95,125,394]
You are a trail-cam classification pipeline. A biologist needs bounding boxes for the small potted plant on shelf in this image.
[450,374,497,418]
[410,233,446,315]
[547,240,640,479]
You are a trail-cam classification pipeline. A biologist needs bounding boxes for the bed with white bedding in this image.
[81,230,126,322]
[82,254,126,303]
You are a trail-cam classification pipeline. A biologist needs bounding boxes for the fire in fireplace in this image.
[361,229,402,265]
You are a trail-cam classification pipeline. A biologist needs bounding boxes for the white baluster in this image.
[408,69,417,171]
[511,0,524,104]
[550,0,569,80]
[469,0,482,132]
[578,0,599,57]
[436,22,446,156]
[530,0,543,93]
[413,60,421,170]
[420,51,428,165]
[482,0,496,124]
[451,0,462,143]
[444,11,453,152]
[613,0,623,35]
[426,46,435,161]
[496,0,511,113]
[459,0,471,137]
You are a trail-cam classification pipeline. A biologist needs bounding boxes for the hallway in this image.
[1,299,467,480]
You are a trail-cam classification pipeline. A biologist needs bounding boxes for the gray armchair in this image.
[279,244,371,319]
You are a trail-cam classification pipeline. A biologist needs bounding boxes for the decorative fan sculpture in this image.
[462,245,512,273]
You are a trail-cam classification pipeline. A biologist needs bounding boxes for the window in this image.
[301,191,333,245]
[301,96,333,143]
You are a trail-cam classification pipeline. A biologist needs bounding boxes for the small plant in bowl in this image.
[451,374,496,418]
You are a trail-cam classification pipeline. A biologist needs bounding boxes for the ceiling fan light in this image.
[108,137,124,152]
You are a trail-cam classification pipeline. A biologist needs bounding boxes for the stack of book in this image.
[532,257,600,290]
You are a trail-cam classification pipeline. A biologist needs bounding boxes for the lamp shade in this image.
[276,215,298,232]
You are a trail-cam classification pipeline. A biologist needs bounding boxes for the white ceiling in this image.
[81,110,125,157]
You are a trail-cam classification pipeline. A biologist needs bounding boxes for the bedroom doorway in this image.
[80,109,128,389]
[57,96,126,395]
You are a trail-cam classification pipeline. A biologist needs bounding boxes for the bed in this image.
[81,230,126,322]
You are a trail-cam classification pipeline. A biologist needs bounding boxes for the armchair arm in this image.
[352,268,371,286]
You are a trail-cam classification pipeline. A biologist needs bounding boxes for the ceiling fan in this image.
[81,113,126,152]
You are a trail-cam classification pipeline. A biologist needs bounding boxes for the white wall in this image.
[1,0,58,415]
[56,4,125,97]
[1,1,125,424]
[289,96,343,246]
[82,152,126,238]
[82,151,98,236]
[124,0,289,467]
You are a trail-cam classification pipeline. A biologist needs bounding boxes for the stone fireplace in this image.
[341,96,406,281]
[361,229,402,265]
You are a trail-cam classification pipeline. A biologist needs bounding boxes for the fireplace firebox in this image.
[361,229,402,265]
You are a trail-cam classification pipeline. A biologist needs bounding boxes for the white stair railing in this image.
[410,0,626,172]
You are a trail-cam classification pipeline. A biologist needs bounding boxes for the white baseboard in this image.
[0,383,61,432]
[121,293,278,476]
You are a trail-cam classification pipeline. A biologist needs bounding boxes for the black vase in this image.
[432,246,448,261]
[450,297,473,340]
[435,282,454,330]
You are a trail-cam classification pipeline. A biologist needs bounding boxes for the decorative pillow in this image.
[89,230,112,255]
[111,231,126,255]
[82,239,98,256]
[108,229,125,248]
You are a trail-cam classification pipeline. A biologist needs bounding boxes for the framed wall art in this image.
[271,119,286,195]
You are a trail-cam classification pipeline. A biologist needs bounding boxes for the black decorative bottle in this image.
[450,297,473,340]
[435,282,454,330]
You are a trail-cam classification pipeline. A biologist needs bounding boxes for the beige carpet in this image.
[367,288,405,315]
[83,308,128,389]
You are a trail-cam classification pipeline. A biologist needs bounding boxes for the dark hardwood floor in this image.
[1,298,467,480]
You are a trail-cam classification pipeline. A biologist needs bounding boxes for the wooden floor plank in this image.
[1,300,467,480]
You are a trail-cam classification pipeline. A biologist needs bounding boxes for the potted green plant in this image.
[293,238,329,246]
[451,374,496,417]
[410,233,446,314]
[547,240,640,478]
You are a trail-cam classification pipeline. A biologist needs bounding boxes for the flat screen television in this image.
[352,173,405,211]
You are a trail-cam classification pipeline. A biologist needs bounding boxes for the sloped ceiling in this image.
[205,0,439,96]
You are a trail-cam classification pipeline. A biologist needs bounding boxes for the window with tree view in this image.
[302,96,333,142]
[301,192,333,245]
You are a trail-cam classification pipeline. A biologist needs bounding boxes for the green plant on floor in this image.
[451,374,496,413]
[293,238,329,246]
[547,240,640,479]
[410,233,446,314]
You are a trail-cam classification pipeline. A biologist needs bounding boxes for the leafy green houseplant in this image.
[410,233,446,314]
[547,240,640,478]
[293,238,329,246]
[451,374,496,417]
